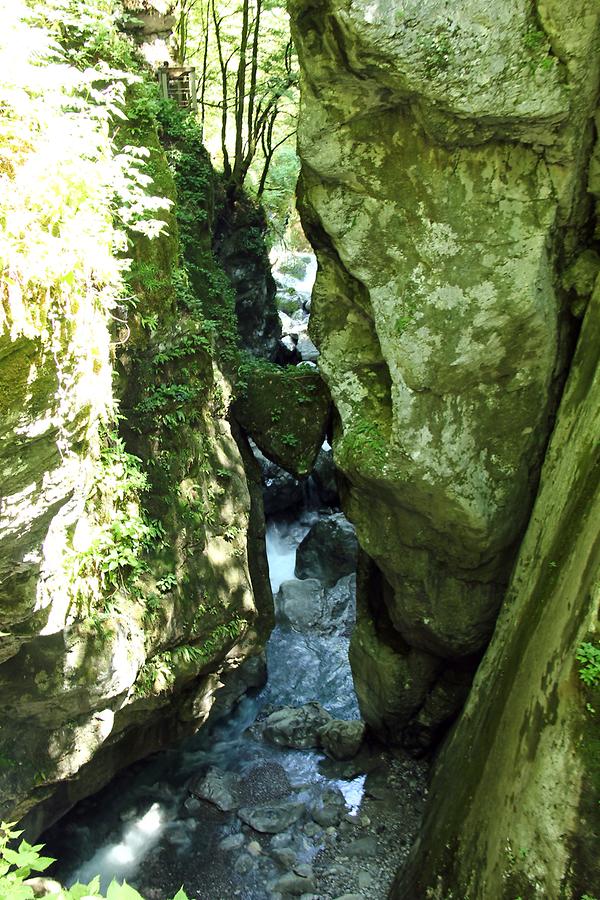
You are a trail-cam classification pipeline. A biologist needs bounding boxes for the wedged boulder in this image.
[232,364,331,478]
[295,513,358,588]
[262,701,333,749]
[317,719,366,761]
[237,799,305,834]
[189,766,242,812]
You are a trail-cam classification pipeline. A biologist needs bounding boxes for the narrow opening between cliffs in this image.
[40,250,428,900]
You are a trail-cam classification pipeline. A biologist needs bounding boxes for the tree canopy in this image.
[173,0,299,212]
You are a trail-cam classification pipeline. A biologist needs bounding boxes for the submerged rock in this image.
[238,800,305,834]
[238,762,293,806]
[189,766,242,812]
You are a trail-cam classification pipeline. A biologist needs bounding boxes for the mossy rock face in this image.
[214,194,281,360]
[393,287,600,898]
[0,80,273,834]
[290,0,600,746]
[232,365,331,478]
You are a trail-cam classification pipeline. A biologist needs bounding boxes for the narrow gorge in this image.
[0,1,598,899]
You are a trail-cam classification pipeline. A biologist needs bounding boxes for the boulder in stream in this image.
[272,870,316,895]
[189,766,242,812]
[238,799,305,833]
[277,578,325,631]
[309,786,348,827]
[295,513,358,587]
[277,574,355,636]
[296,333,319,363]
[318,719,366,761]
[262,701,333,749]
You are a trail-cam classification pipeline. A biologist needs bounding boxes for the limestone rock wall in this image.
[0,76,272,837]
[290,0,600,748]
[393,279,600,900]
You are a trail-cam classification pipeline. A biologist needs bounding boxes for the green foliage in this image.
[180,1,298,201]
[576,642,600,688]
[68,430,164,615]
[259,146,301,245]
[523,25,556,73]
[341,418,388,471]
[0,822,54,897]
[135,617,247,696]
[156,102,241,365]
[418,21,454,76]
[156,573,178,594]
[394,297,419,335]
[235,353,317,401]
[31,0,142,72]
[134,381,206,431]
[0,1,172,349]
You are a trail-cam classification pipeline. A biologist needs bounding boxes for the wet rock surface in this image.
[318,720,366,762]
[261,702,334,750]
[295,514,358,588]
[44,503,428,900]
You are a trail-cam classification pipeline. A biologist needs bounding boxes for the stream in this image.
[43,252,428,899]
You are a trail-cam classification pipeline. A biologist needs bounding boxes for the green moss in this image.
[134,616,247,698]
[232,358,331,477]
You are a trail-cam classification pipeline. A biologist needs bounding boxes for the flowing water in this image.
[45,503,364,899]
[43,251,428,899]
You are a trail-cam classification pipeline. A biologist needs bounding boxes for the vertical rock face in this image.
[0,20,273,835]
[214,197,282,360]
[394,286,600,900]
[289,0,600,746]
